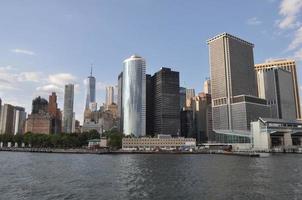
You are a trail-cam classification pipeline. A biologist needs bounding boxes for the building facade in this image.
[252,118,302,151]
[192,92,213,143]
[13,106,26,135]
[149,68,180,136]
[117,72,123,133]
[180,109,194,138]
[85,69,96,110]
[0,104,15,134]
[25,97,52,134]
[255,59,301,119]
[257,67,296,120]
[63,84,74,133]
[48,92,62,134]
[203,78,211,94]
[207,33,270,136]
[25,113,52,134]
[185,88,195,108]
[179,87,186,110]
[106,86,114,106]
[122,54,146,137]
[32,96,48,114]
[122,135,196,151]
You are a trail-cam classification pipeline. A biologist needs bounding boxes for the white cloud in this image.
[11,48,35,56]
[96,81,107,91]
[294,48,302,61]
[17,72,42,82]
[36,84,63,94]
[288,26,302,51]
[247,17,262,25]
[48,73,77,86]
[278,0,302,29]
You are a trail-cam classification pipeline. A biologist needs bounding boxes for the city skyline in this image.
[0,0,302,123]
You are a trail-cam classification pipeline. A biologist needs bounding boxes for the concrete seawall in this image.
[0,147,262,157]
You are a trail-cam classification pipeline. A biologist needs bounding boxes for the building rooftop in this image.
[207,32,254,47]
[123,54,145,63]
[255,59,296,66]
[259,118,302,125]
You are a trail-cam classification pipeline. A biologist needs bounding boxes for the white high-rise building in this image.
[204,78,211,94]
[106,86,114,106]
[63,84,74,133]
[122,54,146,137]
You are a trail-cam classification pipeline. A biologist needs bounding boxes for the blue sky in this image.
[0,0,301,122]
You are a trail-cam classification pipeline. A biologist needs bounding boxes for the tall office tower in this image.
[257,67,296,120]
[114,85,118,104]
[13,106,26,135]
[146,74,153,135]
[85,68,96,110]
[122,54,146,137]
[180,109,194,138]
[25,97,52,134]
[192,93,212,143]
[204,78,211,94]
[48,92,62,134]
[179,87,186,110]
[185,88,195,108]
[63,84,74,133]
[0,98,2,124]
[72,112,76,133]
[48,92,58,116]
[106,86,114,106]
[0,104,15,134]
[151,68,180,136]
[32,96,48,114]
[117,72,123,133]
[255,59,301,119]
[207,33,270,137]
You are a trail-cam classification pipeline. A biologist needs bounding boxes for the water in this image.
[0,152,302,200]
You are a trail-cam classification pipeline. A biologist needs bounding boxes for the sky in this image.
[0,0,302,123]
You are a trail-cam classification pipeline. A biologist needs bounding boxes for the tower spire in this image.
[90,63,93,76]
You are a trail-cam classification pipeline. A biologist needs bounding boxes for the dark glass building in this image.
[147,68,180,136]
[32,96,48,114]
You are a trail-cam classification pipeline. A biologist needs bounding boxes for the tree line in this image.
[0,129,123,149]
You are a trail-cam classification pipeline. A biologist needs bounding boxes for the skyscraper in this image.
[207,33,270,137]
[122,54,146,137]
[25,97,52,134]
[203,78,211,94]
[192,93,212,143]
[13,106,26,135]
[48,92,62,134]
[63,84,74,133]
[257,67,296,120]
[255,59,301,119]
[149,67,180,136]
[106,86,114,106]
[32,96,48,114]
[117,72,123,133]
[0,104,15,134]
[185,88,195,108]
[85,67,96,110]
[179,87,186,110]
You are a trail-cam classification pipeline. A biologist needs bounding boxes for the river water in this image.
[0,152,302,200]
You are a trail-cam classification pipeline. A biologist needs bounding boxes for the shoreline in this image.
[1,147,302,157]
[0,147,289,157]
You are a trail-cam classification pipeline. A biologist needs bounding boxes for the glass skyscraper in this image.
[63,84,74,133]
[122,54,146,137]
[85,68,96,110]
